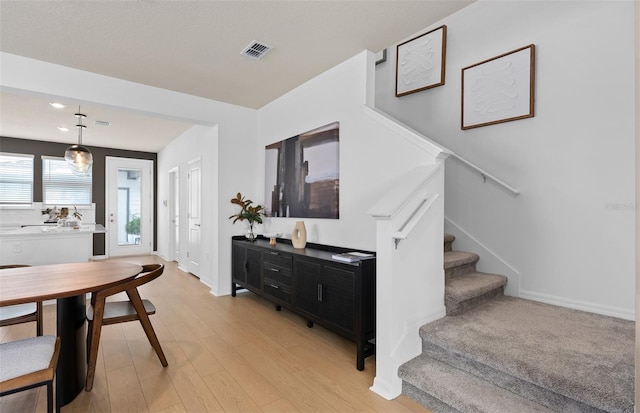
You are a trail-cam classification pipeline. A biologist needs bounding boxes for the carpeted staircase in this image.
[443,234,507,316]
[399,234,635,413]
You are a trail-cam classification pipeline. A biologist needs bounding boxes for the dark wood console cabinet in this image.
[231,236,376,370]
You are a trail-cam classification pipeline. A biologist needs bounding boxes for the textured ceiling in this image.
[0,0,473,151]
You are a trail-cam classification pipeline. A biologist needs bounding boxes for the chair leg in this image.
[86,319,93,363]
[36,301,43,336]
[47,380,53,413]
[127,289,168,367]
[85,300,105,391]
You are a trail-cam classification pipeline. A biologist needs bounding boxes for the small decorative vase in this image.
[246,223,256,241]
[291,221,307,249]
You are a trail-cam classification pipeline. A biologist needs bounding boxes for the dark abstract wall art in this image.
[265,122,339,219]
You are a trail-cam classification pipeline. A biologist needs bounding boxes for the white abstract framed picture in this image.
[396,25,447,97]
[462,44,535,129]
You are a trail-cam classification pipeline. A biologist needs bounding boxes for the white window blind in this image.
[0,153,34,205]
[42,156,92,205]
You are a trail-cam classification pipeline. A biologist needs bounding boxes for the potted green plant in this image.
[125,215,141,244]
[126,216,140,235]
[229,192,265,241]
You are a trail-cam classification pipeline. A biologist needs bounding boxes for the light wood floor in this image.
[0,255,430,413]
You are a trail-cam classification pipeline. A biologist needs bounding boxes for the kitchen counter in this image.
[0,224,106,265]
[1,224,106,236]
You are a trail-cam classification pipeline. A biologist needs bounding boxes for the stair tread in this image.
[445,272,507,302]
[443,251,479,269]
[400,354,554,413]
[420,296,634,413]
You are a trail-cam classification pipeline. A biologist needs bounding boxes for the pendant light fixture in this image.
[64,106,93,176]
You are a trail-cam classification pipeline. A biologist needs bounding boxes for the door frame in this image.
[168,167,179,262]
[105,157,154,257]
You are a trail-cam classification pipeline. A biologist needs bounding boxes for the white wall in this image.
[255,51,436,251]
[375,1,636,319]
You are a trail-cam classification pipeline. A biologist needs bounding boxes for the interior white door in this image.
[168,167,179,262]
[106,157,153,257]
[187,159,201,275]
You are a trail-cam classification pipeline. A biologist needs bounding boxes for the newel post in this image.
[368,217,401,399]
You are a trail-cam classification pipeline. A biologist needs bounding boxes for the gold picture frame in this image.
[395,25,447,97]
[461,44,535,130]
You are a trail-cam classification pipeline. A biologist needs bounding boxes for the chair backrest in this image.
[93,263,164,301]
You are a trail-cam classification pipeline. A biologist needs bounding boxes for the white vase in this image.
[291,221,307,249]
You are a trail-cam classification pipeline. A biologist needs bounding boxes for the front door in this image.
[106,157,153,257]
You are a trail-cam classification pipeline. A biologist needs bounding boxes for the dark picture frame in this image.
[461,44,535,130]
[395,25,447,97]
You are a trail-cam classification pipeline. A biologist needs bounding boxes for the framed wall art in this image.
[264,122,340,219]
[461,44,535,130]
[396,25,447,97]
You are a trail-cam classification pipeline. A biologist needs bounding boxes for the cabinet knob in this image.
[270,284,279,289]
[318,284,323,301]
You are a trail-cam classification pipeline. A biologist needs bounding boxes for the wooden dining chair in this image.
[85,263,168,391]
[0,265,43,336]
[0,335,61,413]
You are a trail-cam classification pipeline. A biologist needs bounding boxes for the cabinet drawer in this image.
[263,279,291,304]
[263,264,292,287]
[262,250,293,271]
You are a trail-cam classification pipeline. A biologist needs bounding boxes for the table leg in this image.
[56,295,87,406]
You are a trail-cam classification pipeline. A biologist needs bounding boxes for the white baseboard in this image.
[370,376,402,400]
[519,289,635,321]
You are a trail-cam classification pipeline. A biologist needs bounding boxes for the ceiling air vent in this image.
[240,40,273,60]
[94,120,110,127]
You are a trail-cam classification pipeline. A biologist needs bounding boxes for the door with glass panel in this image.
[105,157,153,257]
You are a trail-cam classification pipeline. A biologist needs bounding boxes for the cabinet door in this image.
[321,265,356,338]
[293,258,322,320]
[231,243,246,285]
[246,248,262,291]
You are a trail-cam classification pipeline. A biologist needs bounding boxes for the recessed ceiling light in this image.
[58,126,69,132]
[49,102,66,109]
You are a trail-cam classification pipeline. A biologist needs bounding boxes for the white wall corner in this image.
[364,50,377,108]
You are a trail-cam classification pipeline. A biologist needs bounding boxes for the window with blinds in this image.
[0,153,34,205]
[42,156,92,205]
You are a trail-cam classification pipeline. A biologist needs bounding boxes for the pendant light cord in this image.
[75,105,87,146]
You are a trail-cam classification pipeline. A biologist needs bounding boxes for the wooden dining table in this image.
[0,261,142,406]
